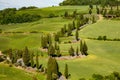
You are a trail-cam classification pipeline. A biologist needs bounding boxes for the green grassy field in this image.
[0,5,120,80]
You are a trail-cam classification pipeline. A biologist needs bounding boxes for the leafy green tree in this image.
[47,57,59,80]
[75,30,79,41]
[23,46,30,66]
[64,64,69,79]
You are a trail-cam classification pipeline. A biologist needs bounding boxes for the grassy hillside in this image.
[0,17,71,32]
[79,20,120,39]
[0,5,120,80]
[17,6,93,17]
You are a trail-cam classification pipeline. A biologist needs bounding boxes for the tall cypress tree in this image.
[75,30,79,41]
[47,34,52,45]
[76,46,79,56]
[64,64,69,79]
[48,45,55,56]
[54,33,59,42]
[83,41,88,56]
[8,49,13,60]
[67,24,72,36]
[69,46,75,56]
[72,21,76,29]
[36,52,39,69]
[80,40,88,56]
[47,57,59,80]
[23,46,30,66]
[80,40,84,55]
[56,46,61,57]
[30,52,34,67]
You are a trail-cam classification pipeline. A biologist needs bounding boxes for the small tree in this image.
[36,52,39,69]
[64,11,69,17]
[67,24,72,36]
[80,40,84,55]
[96,7,100,14]
[47,34,52,45]
[56,46,61,57]
[54,33,59,42]
[89,9,92,15]
[64,64,69,79]
[8,49,13,60]
[48,45,55,56]
[72,21,76,29]
[30,52,34,67]
[69,46,75,56]
[75,30,79,41]
[83,41,88,56]
[76,46,79,56]
[23,46,30,66]
[103,36,107,41]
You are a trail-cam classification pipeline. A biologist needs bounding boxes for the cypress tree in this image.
[75,30,79,41]
[83,41,88,56]
[64,24,67,33]
[89,9,92,15]
[69,46,75,56]
[76,46,79,56]
[80,40,84,55]
[36,52,39,69]
[56,46,61,57]
[67,24,72,36]
[23,46,30,66]
[72,21,76,29]
[64,11,69,17]
[47,57,59,80]
[64,64,69,79]
[76,20,80,30]
[54,33,59,42]
[47,34,52,45]
[8,49,13,60]
[30,52,34,67]
[54,42,58,50]
[48,45,55,56]
[41,35,47,48]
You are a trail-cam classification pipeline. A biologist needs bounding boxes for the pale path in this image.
[98,14,104,22]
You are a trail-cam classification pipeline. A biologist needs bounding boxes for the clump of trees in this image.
[80,40,88,56]
[19,6,38,10]
[79,71,120,80]
[0,8,41,24]
[68,40,88,56]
